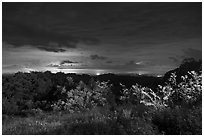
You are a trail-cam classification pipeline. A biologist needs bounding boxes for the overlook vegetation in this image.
[2,58,202,135]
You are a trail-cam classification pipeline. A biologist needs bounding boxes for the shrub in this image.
[2,97,20,115]
[118,71,202,134]
[51,79,112,113]
[119,71,202,109]
[158,71,202,108]
[152,106,202,135]
[119,83,167,110]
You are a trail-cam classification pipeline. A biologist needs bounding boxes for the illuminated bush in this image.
[51,78,112,113]
[119,70,202,112]
[119,83,167,110]
[158,71,202,107]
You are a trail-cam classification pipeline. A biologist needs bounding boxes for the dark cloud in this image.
[2,2,101,52]
[123,60,145,69]
[126,60,136,66]
[168,57,179,63]
[183,48,202,60]
[46,60,79,68]
[3,2,201,50]
[47,64,60,67]
[2,20,101,52]
[3,20,78,51]
[37,47,67,53]
[47,60,79,68]
[60,60,79,65]
[62,2,201,46]
[90,54,107,60]
[79,37,100,45]
[106,61,113,64]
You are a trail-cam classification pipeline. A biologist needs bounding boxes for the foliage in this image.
[158,71,202,107]
[119,70,202,109]
[51,79,112,113]
[152,106,202,135]
[119,83,167,110]
[2,61,202,135]
[2,97,20,115]
[2,107,158,135]
[2,114,62,135]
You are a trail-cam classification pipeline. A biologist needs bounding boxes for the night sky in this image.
[2,2,202,75]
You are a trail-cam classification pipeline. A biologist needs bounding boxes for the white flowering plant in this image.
[159,71,202,107]
[119,71,202,110]
[119,83,167,110]
[51,78,112,113]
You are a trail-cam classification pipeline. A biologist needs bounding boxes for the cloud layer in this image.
[2,2,202,74]
[90,54,107,60]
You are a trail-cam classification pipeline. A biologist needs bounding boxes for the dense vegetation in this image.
[2,58,202,135]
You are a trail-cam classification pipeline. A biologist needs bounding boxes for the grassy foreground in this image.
[2,105,202,135]
[2,106,158,135]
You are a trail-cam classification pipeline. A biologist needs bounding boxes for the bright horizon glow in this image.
[96,72,101,76]
[2,67,165,76]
